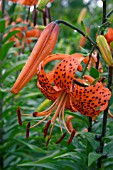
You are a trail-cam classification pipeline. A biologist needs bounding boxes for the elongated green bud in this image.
[38,0,50,10]
[96,35,113,66]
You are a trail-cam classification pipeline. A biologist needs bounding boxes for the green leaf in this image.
[0,11,2,18]
[15,138,47,154]
[110,41,113,49]
[88,152,101,167]
[3,30,20,43]
[0,41,14,60]
[18,162,57,170]
[81,21,87,35]
[91,77,100,85]
[0,19,5,33]
[2,60,26,80]
[89,67,99,79]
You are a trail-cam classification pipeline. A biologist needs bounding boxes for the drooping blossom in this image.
[17,53,111,145]
[104,28,113,46]
[4,18,42,47]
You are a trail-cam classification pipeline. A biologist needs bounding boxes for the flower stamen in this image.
[44,120,51,138]
[16,107,22,126]
[56,132,67,144]
[26,122,30,139]
[68,129,76,145]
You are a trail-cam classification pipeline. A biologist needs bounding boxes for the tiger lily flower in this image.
[11,22,60,94]
[9,0,53,6]
[9,0,38,6]
[17,53,111,145]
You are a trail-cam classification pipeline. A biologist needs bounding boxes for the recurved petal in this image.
[37,56,63,100]
[53,53,84,90]
[70,82,111,117]
[38,82,61,100]
[37,53,68,91]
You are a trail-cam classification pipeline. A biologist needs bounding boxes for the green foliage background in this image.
[0,0,113,170]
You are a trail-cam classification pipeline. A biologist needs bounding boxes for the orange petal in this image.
[19,0,38,6]
[53,54,84,90]
[70,82,111,117]
[83,75,95,84]
[83,56,89,64]
[104,27,113,45]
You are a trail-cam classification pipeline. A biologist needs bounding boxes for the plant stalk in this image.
[97,66,113,168]
[0,0,5,169]
[55,20,98,48]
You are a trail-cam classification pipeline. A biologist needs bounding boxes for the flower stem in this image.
[107,9,113,18]
[55,20,98,48]
[81,46,95,78]
[101,0,106,35]
[97,66,113,168]
[88,117,92,132]
[0,0,5,168]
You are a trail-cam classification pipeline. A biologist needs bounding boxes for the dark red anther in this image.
[44,120,51,138]
[98,77,106,83]
[26,122,30,139]
[33,112,38,117]
[46,137,51,147]
[72,81,75,92]
[56,132,67,144]
[67,129,76,145]
[16,107,22,126]
[33,5,37,26]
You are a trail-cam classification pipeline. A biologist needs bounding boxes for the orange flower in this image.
[104,28,113,45]
[25,28,42,38]
[9,0,53,6]
[18,53,111,145]
[78,27,89,48]
[19,0,38,6]
[83,51,103,72]
[9,0,38,6]
[11,22,60,94]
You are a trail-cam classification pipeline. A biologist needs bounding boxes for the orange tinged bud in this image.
[77,8,87,24]
[25,28,42,38]
[104,28,113,45]
[11,22,60,94]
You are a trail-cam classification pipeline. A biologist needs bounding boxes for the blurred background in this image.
[0,0,113,169]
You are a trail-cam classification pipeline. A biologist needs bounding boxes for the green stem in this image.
[97,66,113,168]
[55,20,98,48]
[107,9,113,18]
[97,1,108,168]
[81,46,95,78]
[101,0,106,35]
[88,117,92,132]
[0,0,5,169]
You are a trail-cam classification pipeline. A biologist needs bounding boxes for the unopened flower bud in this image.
[96,35,113,66]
